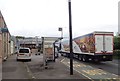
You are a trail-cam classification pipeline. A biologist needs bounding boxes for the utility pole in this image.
[118,2,120,36]
[68,0,73,75]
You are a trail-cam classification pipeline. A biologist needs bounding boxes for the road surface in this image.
[2,54,120,80]
[61,57,120,80]
[2,55,31,79]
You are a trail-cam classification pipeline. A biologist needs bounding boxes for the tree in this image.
[16,36,25,39]
[114,36,120,50]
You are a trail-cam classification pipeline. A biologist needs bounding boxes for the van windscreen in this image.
[19,49,29,53]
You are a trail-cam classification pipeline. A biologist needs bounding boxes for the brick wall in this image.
[0,34,2,63]
[0,11,11,61]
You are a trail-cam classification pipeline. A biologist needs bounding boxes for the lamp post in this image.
[118,2,120,36]
[68,0,73,75]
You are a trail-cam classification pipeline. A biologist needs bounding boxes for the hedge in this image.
[113,50,120,59]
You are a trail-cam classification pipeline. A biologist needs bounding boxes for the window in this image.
[19,49,29,53]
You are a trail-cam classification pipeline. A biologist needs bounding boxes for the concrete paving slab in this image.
[26,55,87,79]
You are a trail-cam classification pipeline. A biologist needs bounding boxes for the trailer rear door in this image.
[95,35,113,54]
[95,35,104,53]
[104,36,113,53]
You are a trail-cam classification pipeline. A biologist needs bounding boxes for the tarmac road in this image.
[74,58,120,75]
[61,57,120,80]
[2,54,88,80]
[2,54,32,79]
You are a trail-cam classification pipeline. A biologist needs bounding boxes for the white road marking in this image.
[24,63,36,79]
[107,61,118,66]
[60,58,65,62]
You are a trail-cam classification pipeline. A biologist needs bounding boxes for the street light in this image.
[68,0,73,75]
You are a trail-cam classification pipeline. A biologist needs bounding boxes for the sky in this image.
[0,0,119,38]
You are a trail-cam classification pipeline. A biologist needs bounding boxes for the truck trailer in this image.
[60,31,114,62]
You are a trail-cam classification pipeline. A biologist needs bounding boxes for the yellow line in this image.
[61,60,94,81]
[73,68,94,81]
[61,58,120,81]
[112,73,119,77]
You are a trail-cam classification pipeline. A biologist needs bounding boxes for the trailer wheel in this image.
[79,57,82,61]
[82,56,85,62]
[82,55,88,62]
[94,59,100,63]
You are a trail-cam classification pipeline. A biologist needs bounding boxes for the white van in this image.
[16,48,31,61]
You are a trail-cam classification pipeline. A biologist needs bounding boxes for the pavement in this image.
[26,54,120,80]
[26,54,88,79]
[0,63,2,81]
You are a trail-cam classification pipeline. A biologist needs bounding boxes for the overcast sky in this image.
[0,0,119,38]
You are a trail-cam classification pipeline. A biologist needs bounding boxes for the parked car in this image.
[16,48,31,61]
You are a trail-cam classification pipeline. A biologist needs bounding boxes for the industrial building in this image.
[0,11,11,62]
[17,37,42,54]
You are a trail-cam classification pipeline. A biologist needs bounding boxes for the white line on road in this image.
[60,58,65,62]
[24,62,36,79]
[107,61,118,66]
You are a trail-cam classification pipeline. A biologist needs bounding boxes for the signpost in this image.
[58,27,63,50]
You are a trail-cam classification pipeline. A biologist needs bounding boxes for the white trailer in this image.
[60,31,114,62]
